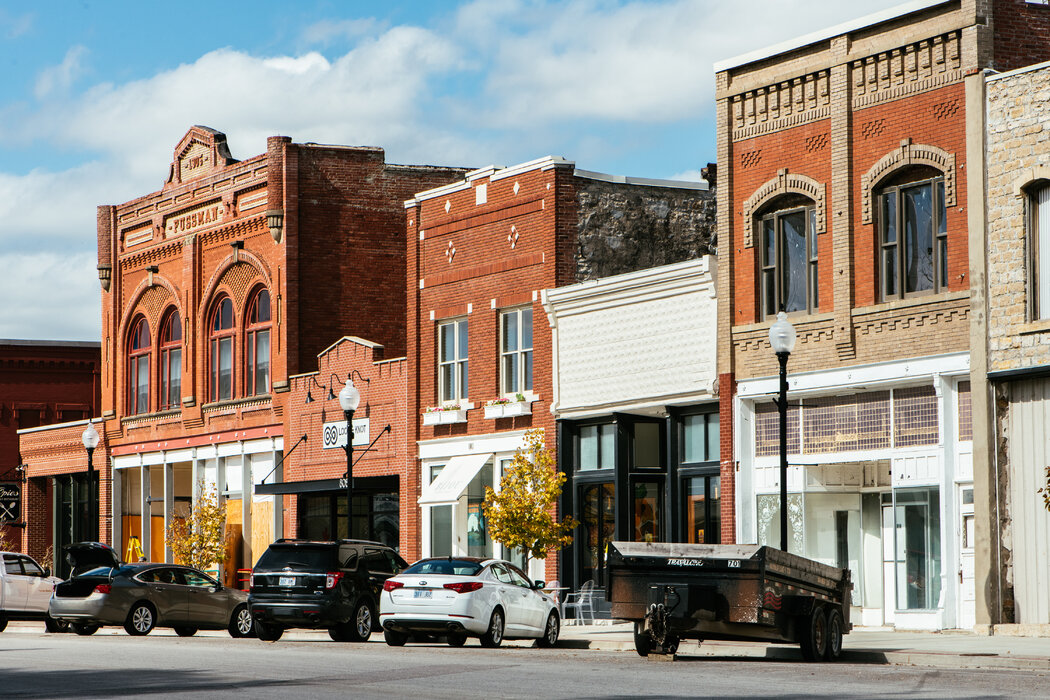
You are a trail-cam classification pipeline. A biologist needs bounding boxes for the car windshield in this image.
[403,559,483,576]
[254,545,338,572]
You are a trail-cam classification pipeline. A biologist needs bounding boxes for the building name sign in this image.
[0,482,20,523]
[165,203,222,237]
[322,419,369,450]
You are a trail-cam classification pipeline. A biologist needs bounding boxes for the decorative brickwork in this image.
[850,33,963,110]
[731,71,831,140]
[741,169,826,248]
[860,139,956,224]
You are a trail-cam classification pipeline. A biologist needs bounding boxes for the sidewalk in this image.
[557,621,1050,671]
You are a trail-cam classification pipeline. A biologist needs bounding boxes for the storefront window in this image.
[467,462,493,558]
[894,487,941,610]
[683,413,719,463]
[684,475,720,544]
[579,424,615,471]
[579,482,615,585]
[633,423,662,469]
[632,480,662,542]
[757,493,804,553]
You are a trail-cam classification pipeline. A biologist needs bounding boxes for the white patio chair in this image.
[561,579,596,623]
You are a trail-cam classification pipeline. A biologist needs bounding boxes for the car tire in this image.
[44,615,69,634]
[174,626,198,637]
[255,620,283,642]
[824,608,844,662]
[798,606,828,662]
[479,608,504,648]
[328,625,351,642]
[384,629,408,646]
[447,632,467,647]
[536,611,560,648]
[72,623,100,636]
[633,621,652,657]
[348,600,374,642]
[124,602,156,636]
[228,605,254,638]
[0,613,8,634]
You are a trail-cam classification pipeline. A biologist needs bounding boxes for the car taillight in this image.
[444,581,483,594]
[94,584,111,595]
[325,572,343,590]
[383,580,404,592]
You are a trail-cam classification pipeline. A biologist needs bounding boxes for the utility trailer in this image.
[606,541,852,661]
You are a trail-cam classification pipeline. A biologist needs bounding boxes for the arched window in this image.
[1027,181,1050,320]
[878,167,947,301]
[159,310,182,411]
[245,288,271,396]
[128,316,151,415]
[209,296,234,402]
[758,195,818,318]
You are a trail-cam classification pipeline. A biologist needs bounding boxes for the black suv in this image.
[249,539,407,642]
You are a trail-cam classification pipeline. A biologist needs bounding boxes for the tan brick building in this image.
[716,0,1050,631]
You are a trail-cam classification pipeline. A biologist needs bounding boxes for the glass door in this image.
[578,482,615,586]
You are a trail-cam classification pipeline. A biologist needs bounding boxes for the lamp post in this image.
[337,376,362,539]
[81,421,100,542]
[768,311,796,552]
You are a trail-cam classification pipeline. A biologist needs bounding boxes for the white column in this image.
[140,465,151,560]
[241,450,252,569]
[163,460,174,563]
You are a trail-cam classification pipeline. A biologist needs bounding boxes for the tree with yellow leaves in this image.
[166,481,229,572]
[483,429,577,571]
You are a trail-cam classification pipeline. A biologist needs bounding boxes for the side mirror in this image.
[533,579,546,590]
[43,567,52,578]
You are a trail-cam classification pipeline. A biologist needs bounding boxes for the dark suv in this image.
[249,539,407,642]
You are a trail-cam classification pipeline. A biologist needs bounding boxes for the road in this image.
[2,627,1049,699]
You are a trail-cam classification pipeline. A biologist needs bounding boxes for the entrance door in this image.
[578,482,615,587]
[958,486,976,630]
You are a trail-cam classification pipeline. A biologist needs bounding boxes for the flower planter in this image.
[423,409,467,425]
[484,404,505,419]
[484,401,531,419]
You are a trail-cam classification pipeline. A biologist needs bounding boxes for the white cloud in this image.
[668,168,705,183]
[0,252,100,341]
[0,9,33,39]
[300,18,384,46]
[35,45,88,99]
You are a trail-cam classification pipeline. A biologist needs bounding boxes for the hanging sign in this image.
[0,482,20,523]
[322,418,369,449]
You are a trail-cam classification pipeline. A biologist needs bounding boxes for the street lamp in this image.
[81,420,100,542]
[768,311,796,552]
[337,374,362,539]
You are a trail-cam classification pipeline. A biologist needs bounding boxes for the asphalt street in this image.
[2,628,1050,699]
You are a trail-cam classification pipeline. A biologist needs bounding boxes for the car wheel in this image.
[824,608,844,662]
[228,605,254,638]
[174,626,198,637]
[72,623,100,636]
[255,620,284,642]
[384,629,408,646]
[479,608,504,648]
[124,602,156,636]
[447,632,468,647]
[348,600,374,642]
[0,614,8,633]
[44,615,69,634]
[799,606,828,662]
[536,611,560,648]
[328,624,351,642]
[633,621,652,657]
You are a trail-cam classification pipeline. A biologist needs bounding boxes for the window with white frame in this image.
[500,307,533,395]
[438,318,468,402]
[1028,182,1050,320]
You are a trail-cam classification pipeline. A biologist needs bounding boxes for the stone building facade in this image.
[716,0,1050,631]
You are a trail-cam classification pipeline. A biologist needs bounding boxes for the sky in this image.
[0,0,905,341]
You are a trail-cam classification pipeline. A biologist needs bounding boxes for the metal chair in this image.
[561,579,596,623]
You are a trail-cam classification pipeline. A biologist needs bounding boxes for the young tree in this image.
[1040,466,1050,512]
[166,481,229,572]
[483,429,577,571]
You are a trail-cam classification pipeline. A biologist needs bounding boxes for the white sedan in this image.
[379,557,559,648]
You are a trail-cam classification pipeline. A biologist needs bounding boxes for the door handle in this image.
[959,569,963,584]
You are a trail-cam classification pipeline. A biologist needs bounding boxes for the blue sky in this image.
[0,0,903,340]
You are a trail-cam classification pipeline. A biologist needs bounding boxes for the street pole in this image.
[777,351,789,553]
[87,445,96,541]
[344,407,354,539]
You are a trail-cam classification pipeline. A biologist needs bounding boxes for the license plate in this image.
[413,589,432,599]
[279,576,295,587]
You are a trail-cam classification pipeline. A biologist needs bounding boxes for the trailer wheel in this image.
[798,606,828,662]
[633,621,652,657]
[824,608,844,661]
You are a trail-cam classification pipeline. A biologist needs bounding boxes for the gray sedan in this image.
[50,562,254,638]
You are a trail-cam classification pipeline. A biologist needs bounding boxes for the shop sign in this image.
[322,418,369,450]
[0,482,20,523]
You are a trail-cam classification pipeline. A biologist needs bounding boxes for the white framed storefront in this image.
[111,437,284,572]
[734,352,973,630]
[418,430,541,579]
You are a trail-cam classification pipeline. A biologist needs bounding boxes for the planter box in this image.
[423,409,467,425]
[484,401,532,419]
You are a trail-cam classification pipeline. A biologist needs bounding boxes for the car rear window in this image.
[403,559,483,576]
[254,545,338,572]
[78,565,133,578]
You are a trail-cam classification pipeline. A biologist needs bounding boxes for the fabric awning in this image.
[417,453,493,506]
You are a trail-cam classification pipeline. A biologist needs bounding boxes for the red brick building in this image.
[19,127,465,580]
[1,340,100,565]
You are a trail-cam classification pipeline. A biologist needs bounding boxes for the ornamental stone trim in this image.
[850,32,962,111]
[860,139,956,224]
[741,169,826,248]
[731,70,830,140]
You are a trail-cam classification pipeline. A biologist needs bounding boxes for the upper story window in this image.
[500,307,533,395]
[681,411,719,464]
[438,318,468,403]
[1028,182,1050,320]
[245,288,271,396]
[759,197,817,318]
[209,296,234,402]
[579,423,615,471]
[128,316,151,415]
[159,310,182,411]
[879,170,947,301]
